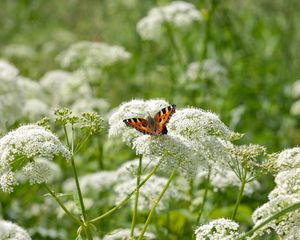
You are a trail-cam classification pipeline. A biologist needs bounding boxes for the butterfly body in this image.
[123,104,176,135]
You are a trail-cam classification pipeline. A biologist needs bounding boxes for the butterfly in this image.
[123,104,176,135]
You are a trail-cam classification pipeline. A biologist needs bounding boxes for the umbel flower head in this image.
[252,165,300,239]
[137,1,203,41]
[0,60,24,131]
[109,99,237,178]
[40,70,92,107]
[0,124,70,192]
[185,59,228,83]
[195,218,240,240]
[56,41,131,70]
[268,147,300,173]
[0,220,31,240]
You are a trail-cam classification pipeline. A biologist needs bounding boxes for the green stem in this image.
[189,179,194,203]
[71,153,88,221]
[69,125,88,222]
[231,178,246,220]
[44,184,81,225]
[85,226,93,240]
[201,0,218,60]
[90,162,161,223]
[138,170,176,240]
[130,156,142,237]
[196,166,211,225]
[236,202,300,240]
[63,125,71,149]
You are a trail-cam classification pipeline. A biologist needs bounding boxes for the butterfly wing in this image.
[123,118,155,135]
[154,104,176,134]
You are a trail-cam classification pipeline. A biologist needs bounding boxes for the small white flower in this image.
[56,41,131,70]
[137,1,202,41]
[0,220,31,240]
[115,175,178,212]
[102,228,156,240]
[0,124,70,192]
[195,218,240,240]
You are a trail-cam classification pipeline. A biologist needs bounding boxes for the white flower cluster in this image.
[21,158,62,184]
[195,218,240,240]
[102,228,155,240]
[115,174,178,212]
[137,1,202,41]
[17,76,45,100]
[2,43,35,60]
[63,170,118,195]
[185,59,228,83]
[0,59,19,81]
[56,41,131,70]
[109,99,236,178]
[40,70,92,107]
[0,220,31,240]
[252,148,300,239]
[0,60,24,130]
[196,166,260,196]
[0,124,70,192]
[272,147,300,171]
[168,107,236,169]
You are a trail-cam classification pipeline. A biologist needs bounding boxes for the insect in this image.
[123,104,176,135]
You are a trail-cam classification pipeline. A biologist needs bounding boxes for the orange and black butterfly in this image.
[123,104,176,135]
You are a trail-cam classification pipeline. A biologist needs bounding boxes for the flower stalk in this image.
[196,166,211,225]
[138,169,176,240]
[130,155,142,237]
[44,184,81,225]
